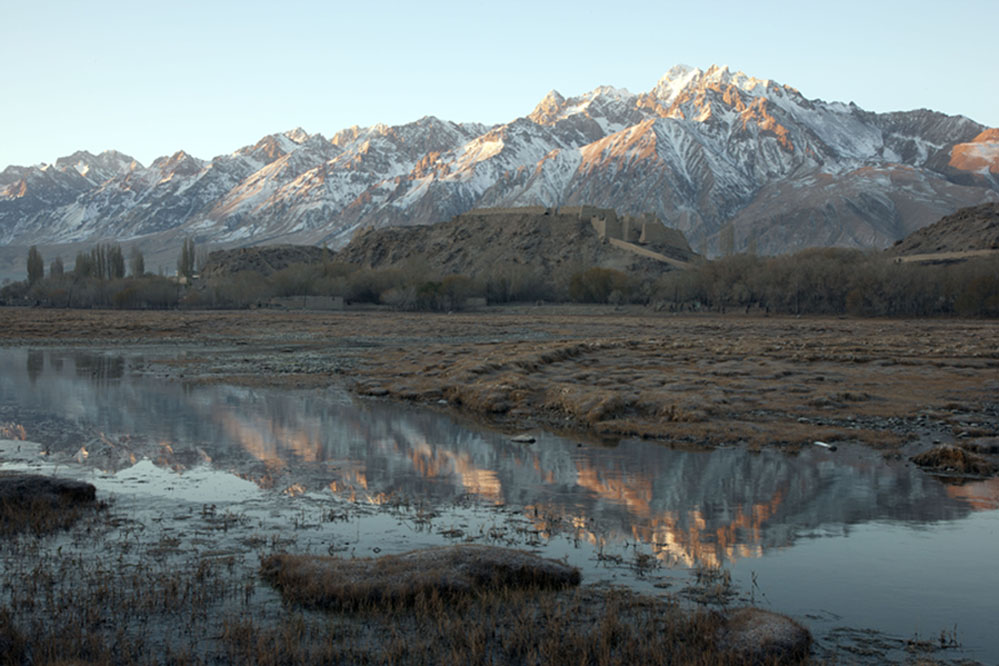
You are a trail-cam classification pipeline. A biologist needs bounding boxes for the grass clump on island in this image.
[0,473,99,535]
[249,545,810,665]
[911,444,998,476]
[260,544,581,609]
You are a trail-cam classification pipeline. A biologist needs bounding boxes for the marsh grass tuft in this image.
[260,544,581,610]
[0,474,100,535]
[911,445,997,476]
[681,564,738,606]
[218,587,799,666]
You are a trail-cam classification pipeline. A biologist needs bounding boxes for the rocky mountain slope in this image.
[2,65,997,279]
[886,202,999,259]
[199,245,328,279]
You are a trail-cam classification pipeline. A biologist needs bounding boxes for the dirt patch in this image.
[260,544,580,609]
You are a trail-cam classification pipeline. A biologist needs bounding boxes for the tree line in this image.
[4,242,998,317]
[647,248,999,317]
[2,241,200,309]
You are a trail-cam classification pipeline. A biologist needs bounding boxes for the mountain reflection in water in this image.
[1,347,990,573]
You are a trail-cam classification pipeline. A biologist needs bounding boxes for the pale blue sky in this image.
[2,0,996,169]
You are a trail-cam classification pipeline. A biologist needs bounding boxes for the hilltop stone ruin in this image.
[457,206,692,255]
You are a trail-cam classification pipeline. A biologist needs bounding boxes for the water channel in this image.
[1,347,997,662]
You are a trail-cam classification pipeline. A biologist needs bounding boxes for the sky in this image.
[2,0,996,169]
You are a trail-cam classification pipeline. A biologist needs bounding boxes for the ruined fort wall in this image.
[461,206,553,217]
[458,205,691,255]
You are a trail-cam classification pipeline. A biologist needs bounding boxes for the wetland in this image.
[1,307,998,664]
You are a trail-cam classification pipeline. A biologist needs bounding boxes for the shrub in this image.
[568,267,632,303]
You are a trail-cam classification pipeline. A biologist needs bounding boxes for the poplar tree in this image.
[177,238,196,280]
[74,252,94,278]
[108,244,125,279]
[27,246,44,285]
[130,247,145,277]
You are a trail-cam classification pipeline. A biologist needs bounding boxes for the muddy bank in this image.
[2,307,998,454]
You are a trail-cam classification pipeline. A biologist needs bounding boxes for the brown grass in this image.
[219,587,809,666]
[911,445,998,476]
[253,546,812,664]
[0,474,99,534]
[260,544,581,609]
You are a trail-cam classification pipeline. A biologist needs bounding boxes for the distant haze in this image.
[1,0,996,169]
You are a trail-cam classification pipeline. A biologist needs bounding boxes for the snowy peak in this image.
[0,159,93,206]
[529,85,637,129]
[52,149,140,183]
[329,126,358,149]
[241,135,294,164]
[528,90,567,124]
[150,150,205,179]
[650,64,702,107]
[327,116,479,181]
[1,148,139,195]
[641,64,796,124]
[330,124,383,150]
[283,127,310,144]
[699,64,776,96]
[651,64,776,103]
[54,150,100,175]
[233,129,337,169]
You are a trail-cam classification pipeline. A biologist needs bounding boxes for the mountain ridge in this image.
[2,64,997,279]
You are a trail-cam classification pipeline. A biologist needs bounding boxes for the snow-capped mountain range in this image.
[2,64,997,274]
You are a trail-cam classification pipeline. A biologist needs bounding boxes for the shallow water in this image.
[1,347,997,662]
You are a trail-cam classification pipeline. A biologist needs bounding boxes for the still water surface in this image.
[2,348,997,662]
